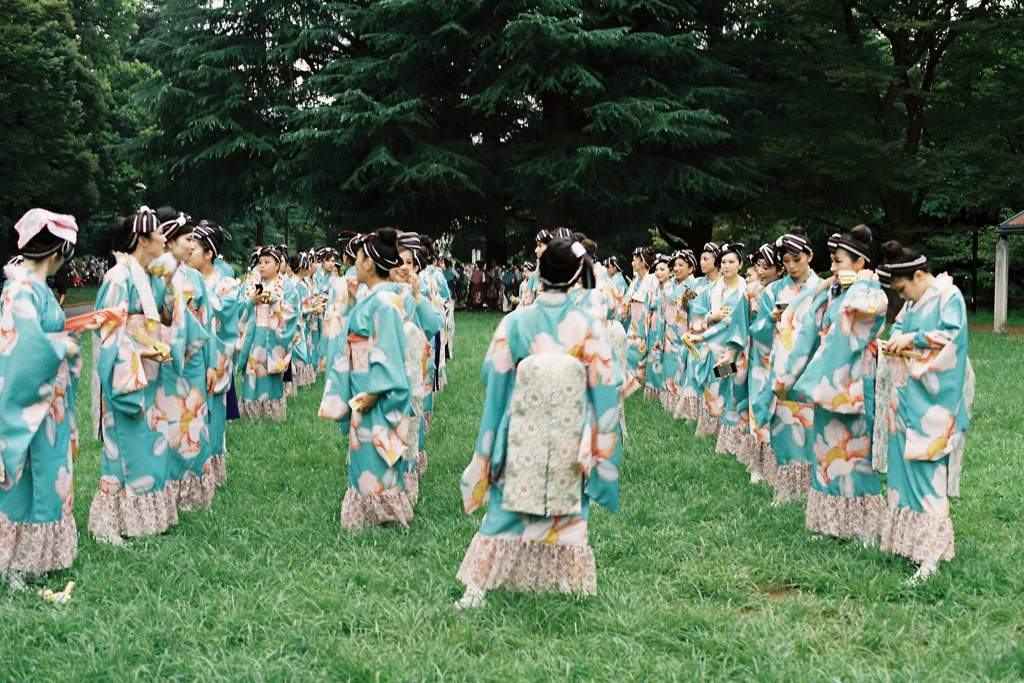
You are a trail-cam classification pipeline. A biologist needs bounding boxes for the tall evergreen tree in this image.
[288,0,761,256]
[0,0,104,259]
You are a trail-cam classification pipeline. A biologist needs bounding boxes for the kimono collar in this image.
[536,291,569,306]
[908,272,953,313]
[369,280,400,294]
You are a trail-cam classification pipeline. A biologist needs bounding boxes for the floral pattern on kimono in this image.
[319,282,412,498]
[788,278,887,499]
[237,275,300,404]
[204,270,240,457]
[93,255,176,501]
[748,273,820,445]
[661,277,694,402]
[693,279,750,425]
[460,292,623,545]
[0,265,79,531]
[625,272,657,384]
[159,265,213,486]
[767,273,823,467]
[644,281,671,391]
[884,274,969,516]
[680,274,719,402]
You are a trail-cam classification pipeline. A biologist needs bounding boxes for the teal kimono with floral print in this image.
[694,278,750,425]
[237,275,300,410]
[319,282,412,526]
[204,270,240,461]
[0,265,80,568]
[786,277,888,501]
[460,292,623,546]
[884,274,969,520]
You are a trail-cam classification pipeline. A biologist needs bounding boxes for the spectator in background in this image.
[470,261,487,309]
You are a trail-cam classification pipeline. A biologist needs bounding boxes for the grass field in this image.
[2,310,1023,681]
[59,286,99,307]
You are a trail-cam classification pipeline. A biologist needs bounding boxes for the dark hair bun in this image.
[790,225,807,237]
[420,235,434,249]
[850,224,873,244]
[879,240,904,263]
[377,227,398,247]
[109,216,132,251]
[287,252,301,271]
[155,206,178,223]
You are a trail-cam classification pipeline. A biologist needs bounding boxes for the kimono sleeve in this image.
[793,280,887,414]
[749,285,778,358]
[0,283,66,480]
[773,284,828,397]
[460,316,516,514]
[413,296,443,339]
[364,302,412,467]
[93,269,150,417]
[210,277,240,394]
[580,318,624,513]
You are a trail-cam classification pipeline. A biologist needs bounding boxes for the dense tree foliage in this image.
[2,0,1023,301]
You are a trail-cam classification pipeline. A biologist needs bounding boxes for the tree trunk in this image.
[255,211,265,248]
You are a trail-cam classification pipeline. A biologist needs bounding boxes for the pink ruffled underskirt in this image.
[763,452,812,503]
[0,514,77,575]
[880,505,955,566]
[805,489,885,540]
[340,487,414,532]
[695,412,722,438]
[88,486,179,541]
[239,398,287,421]
[456,533,597,596]
[211,454,227,486]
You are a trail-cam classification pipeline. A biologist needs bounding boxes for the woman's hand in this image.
[707,311,725,325]
[63,338,81,359]
[884,332,915,355]
[350,392,379,412]
[770,306,784,323]
[714,349,737,368]
[207,368,218,394]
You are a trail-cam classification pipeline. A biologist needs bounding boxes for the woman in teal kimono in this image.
[676,242,721,421]
[743,244,786,482]
[419,237,452,394]
[189,224,239,486]
[625,247,656,385]
[643,257,673,400]
[603,257,628,325]
[238,247,300,421]
[293,252,319,388]
[394,234,444,490]
[516,262,535,307]
[157,210,215,512]
[689,244,750,445]
[764,230,821,502]
[661,250,697,414]
[877,243,971,583]
[314,247,340,369]
[456,238,623,608]
[318,229,413,531]
[0,210,85,581]
[89,208,182,542]
[517,230,554,310]
[780,227,888,540]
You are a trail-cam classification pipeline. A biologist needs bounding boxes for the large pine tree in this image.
[287,0,761,256]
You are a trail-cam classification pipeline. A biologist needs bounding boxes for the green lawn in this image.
[59,286,99,307]
[2,311,1023,681]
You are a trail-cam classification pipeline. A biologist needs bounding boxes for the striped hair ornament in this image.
[361,232,402,271]
[192,224,221,259]
[876,256,928,287]
[753,243,777,266]
[538,239,595,290]
[721,242,746,259]
[535,229,553,244]
[160,212,193,241]
[396,232,421,252]
[344,234,363,260]
[828,233,871,263]
[523,260,536,271]
[673,249,697,269]
[127,206,160,252]
[5,255,24,267]
[257,245,285,264]
[633,247,655,268]
[775,233,813,256]
[552,227,574,241]
[249,248,262,269]
[702,242,722,258]
[654,253,672,267]
[337,231,360,256]
[604,255,621,271]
